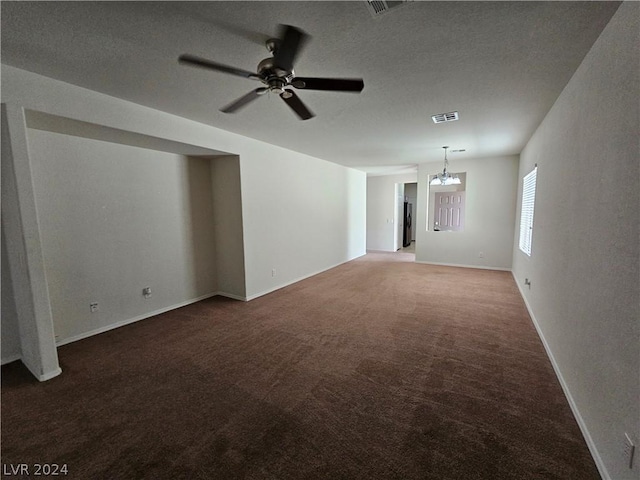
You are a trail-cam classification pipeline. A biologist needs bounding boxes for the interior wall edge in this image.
[54,292,219,348]
[511,4,638,478]
[33,366,62,382]
[1,354,22,366]
[244,254,366,302]
[24,108,231,157]
[511,272,610,480]
[414,261,511,272]
[214,292,248,302]
[1,102,61,380]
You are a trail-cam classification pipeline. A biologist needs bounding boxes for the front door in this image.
[433,191,465,232]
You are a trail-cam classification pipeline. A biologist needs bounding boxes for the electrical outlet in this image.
[142,286,152,298]
[271,268,277,277]
[624,433,635,469]
[89,302,99,313]
[478,251,485,258]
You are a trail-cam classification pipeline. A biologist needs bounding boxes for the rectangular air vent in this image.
[432,111,459,123]
[364,0,412,17]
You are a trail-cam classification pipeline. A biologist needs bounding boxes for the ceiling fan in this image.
[178,25,364,120]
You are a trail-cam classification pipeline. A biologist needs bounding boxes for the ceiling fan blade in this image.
[179,54,259,79]
[273,25,308,72]
[280,90,314,120]
[291,77,364,92]
[221,88,267,113]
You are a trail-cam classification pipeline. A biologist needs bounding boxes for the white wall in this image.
[27,130,218,343]
[211,156,246,299]
[1,229,21,362]
[512,3,638,479]
[241,151,366,299]
[1,65,366,367]
[415,156,519,269]
[366,173,417,251]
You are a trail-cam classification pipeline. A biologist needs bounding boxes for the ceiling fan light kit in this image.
[179,24,365,121]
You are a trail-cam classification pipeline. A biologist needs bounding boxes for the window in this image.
[519,166,537,256]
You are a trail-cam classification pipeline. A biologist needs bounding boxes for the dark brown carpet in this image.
[1,252,599,479]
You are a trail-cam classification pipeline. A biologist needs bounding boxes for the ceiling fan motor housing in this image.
[257,57,294,94]
[178,24,363,120]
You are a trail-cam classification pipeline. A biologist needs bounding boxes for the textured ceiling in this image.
[1,1,620,174]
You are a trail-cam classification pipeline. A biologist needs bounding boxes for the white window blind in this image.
[519,166,537,256]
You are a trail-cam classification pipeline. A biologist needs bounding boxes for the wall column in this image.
[1,103,61,381]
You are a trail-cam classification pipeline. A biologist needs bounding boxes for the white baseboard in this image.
[55,292,219,347]
[1,353,22,365]
[17,357,62,382]
[512,272,609,480]
[2,292,238,372]
[35,366,62,382]
[214,291,247,302]
[245,256,364,301]
[415,260,512,272]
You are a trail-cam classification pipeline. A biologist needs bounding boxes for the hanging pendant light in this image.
[430,146,461,186]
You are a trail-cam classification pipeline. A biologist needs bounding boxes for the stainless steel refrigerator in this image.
[403,202,412,247]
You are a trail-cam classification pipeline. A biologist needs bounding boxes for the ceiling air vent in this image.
[432,111,459,124]
[364,0,412,18]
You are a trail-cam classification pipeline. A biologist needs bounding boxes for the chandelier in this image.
[430,146,461,186]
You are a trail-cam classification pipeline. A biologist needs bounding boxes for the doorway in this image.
[395,182,417,256]
[403,182,417,249]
